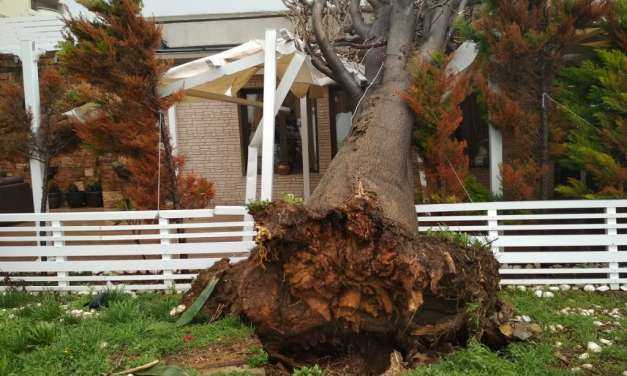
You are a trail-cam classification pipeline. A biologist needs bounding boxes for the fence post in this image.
[487,209,499,256]
[606,206,619,290]
[159,216,175,290]
[51,220,67,289]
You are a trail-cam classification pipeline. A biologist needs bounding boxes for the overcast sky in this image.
[61,0,287,17]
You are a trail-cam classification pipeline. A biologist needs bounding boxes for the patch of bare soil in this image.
[165,334,261,371]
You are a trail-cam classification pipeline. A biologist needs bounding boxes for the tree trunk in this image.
[159,114,180,209]
[40,161,49,213]
[539,66,551,200]
[308,2,418,233]
[183,1,511,372]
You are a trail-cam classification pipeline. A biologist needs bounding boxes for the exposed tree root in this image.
[183,196,512,374]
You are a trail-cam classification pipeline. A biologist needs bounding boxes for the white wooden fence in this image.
[0,207,253,292]
[0,200,625,292]
[416,199,627,289]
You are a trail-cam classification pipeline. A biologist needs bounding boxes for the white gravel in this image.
[587,342,602,353]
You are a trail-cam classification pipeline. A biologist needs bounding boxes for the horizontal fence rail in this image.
[0,199,625,292]
[416,199,627,290]
[0,206,253,292]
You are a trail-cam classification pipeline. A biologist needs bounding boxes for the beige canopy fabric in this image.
[160,29,365,100]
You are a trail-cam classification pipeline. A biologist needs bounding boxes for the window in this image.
[238,89,319,175]
[457,93,489,168]
[329,87,353,156]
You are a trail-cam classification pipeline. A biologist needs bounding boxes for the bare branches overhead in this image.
[282,0,468,105]
[312,0,364,102]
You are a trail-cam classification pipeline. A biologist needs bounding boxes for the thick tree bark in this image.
[308,0,418,233]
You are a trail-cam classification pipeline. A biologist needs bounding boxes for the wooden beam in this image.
[300,96,311,200]
[167,106,178,155]
[260,29,278,201]
[250,53,306,147]
[20,40,44,213]
[185,89,290,112]
[159,51,265,97]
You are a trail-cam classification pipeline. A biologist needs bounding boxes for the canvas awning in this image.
[158,29,365,100]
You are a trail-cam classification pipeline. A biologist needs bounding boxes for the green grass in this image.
[0,291,252,376]
[408,289,626,376]
[0,289,623,376]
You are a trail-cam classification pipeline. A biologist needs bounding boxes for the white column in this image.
[299,97,311,200]
[167,105,178,156]
[245,146,259,203]
[20,40,44,212]
[488,125,503,197]
[260,29,277,201]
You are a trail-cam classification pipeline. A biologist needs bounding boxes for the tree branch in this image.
[333,40,387,49]
[349,0,371,40]
[420,0,456,61]
[366,0,385,9]
[312,0,363,104]
[303,42,336,79]
[444,0,468,46]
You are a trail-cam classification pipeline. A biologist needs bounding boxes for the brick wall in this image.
[175,82,333,206]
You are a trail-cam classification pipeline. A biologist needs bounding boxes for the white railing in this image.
[416,199,627,289]
[0,206,253,292]
[1,200,625,292]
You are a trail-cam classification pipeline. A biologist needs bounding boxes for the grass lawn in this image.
[0,288,624,375]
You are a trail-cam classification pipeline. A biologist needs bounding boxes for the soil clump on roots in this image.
[183,196,512,374]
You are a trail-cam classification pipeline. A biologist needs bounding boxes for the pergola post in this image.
[245,32,305,203]
[167,105,178,156]
[260,29,277,201]
[299,96,311,200]
[489,124,503,196]
[19,39,44,213]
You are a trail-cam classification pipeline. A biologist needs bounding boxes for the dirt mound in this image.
[183,197,511,374]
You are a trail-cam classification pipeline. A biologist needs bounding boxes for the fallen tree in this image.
[184,0,514,372]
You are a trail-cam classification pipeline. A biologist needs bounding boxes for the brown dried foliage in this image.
[60,0,213,209]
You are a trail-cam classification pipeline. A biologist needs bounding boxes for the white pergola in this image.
[0,15,65,212]
[159,29,346,203]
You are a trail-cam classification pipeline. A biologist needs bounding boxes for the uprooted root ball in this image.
[183,197,511,374]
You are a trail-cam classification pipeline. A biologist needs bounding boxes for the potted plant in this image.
[85,181,103,207]
[65,183,86,208]
[48,183,63,209]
